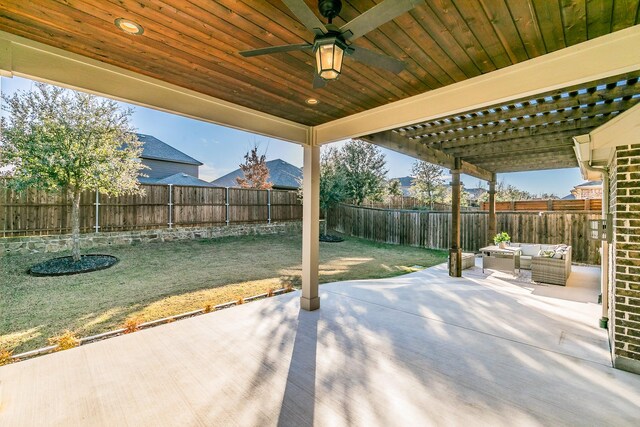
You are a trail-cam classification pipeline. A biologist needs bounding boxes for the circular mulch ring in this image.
[29,255,119,277]
[319,234,344,243]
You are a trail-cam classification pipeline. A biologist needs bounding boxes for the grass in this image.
[0,233,447,353]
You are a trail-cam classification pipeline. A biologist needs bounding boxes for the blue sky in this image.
[1,76,583,196]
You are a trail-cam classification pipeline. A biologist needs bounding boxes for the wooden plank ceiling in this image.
[364,72,640,175]
[1,1,639,126]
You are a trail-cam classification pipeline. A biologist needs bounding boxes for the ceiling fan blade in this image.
[313,73,327,89]
[281,0,327,36]
[239,43,312,57]
[347,47,405,74]
[340,0,424,41]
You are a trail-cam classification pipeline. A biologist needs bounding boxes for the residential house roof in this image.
[574,180,602,188]
[156,173,214,187]
[136,133,203,166]
[139,173,214,187]
[211,159,302,189]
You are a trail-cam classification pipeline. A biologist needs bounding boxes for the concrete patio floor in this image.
[1,261,639,426]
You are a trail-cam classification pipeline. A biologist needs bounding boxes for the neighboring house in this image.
[392,176,414,196]
[135,134,213,187]
[210,158,302,190]
[562,180,603,200]
[465,187,487,203]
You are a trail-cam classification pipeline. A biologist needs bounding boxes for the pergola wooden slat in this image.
[367,72,640,175]
[364,71,640,277]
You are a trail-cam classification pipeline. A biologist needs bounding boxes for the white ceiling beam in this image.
[315,25,640,144]
[0,32,309,145]
[590,102,640,153]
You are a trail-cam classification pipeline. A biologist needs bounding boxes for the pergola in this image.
[1,1,640,311]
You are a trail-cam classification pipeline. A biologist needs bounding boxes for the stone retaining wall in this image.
[0,221,302,256]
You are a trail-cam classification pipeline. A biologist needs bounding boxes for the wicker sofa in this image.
[510,243,572,285]
[509,243,562,270]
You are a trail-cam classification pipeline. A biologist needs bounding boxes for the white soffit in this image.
[590,102,640,154]
[0,32,309,145]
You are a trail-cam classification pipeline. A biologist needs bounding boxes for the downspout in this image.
[584,162,609,329]
[574,136,610,329]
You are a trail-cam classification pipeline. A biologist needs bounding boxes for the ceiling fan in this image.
[239,0,423,89]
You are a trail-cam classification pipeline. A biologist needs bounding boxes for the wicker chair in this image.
[531,246,572,286]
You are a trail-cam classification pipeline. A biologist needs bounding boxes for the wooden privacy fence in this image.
[329,204,601,264]
[361,196,478,211]
[480,199,602,212]
[0,184,302,237]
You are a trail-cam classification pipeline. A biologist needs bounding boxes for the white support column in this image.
[301,129,320,311]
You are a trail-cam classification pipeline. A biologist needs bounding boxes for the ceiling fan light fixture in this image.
[314,37,346,81]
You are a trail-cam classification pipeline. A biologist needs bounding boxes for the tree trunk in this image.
[71,189,81,262]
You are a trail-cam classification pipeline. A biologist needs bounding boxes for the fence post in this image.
[225,187,230,225]
[267,189,271,224]
[94,189,100,233]
[167,184,173,228]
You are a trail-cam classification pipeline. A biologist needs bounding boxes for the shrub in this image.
[203,303,214,313]
[493,231,511,245]
[0,348,13,366]
[49,330,80,351]
[123,317,142,334]
[236,297,244,305]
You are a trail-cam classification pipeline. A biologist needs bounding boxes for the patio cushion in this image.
[540,244,558,251]
[520,244,541,257]
[554,247,568,259]
[539,250,556,258]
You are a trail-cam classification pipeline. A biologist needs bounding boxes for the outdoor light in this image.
[305,98,319,105]
[314,37,346,81]
[114,18,144,35]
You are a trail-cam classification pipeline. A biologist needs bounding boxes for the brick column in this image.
[610,143,640,374]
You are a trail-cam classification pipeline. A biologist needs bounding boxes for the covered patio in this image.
[1,1,640,422]
[2,262,639,425]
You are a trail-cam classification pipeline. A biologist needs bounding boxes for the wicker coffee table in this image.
[479,245,522,275]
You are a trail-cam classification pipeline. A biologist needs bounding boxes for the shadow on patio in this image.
[1,263,639,426]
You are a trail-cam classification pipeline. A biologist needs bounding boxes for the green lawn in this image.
[0,233,447,353]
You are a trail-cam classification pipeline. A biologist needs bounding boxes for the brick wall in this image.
[610,143,640,374]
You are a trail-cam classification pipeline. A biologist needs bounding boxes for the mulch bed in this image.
[320,234,344,243]
[29,255,119,276]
